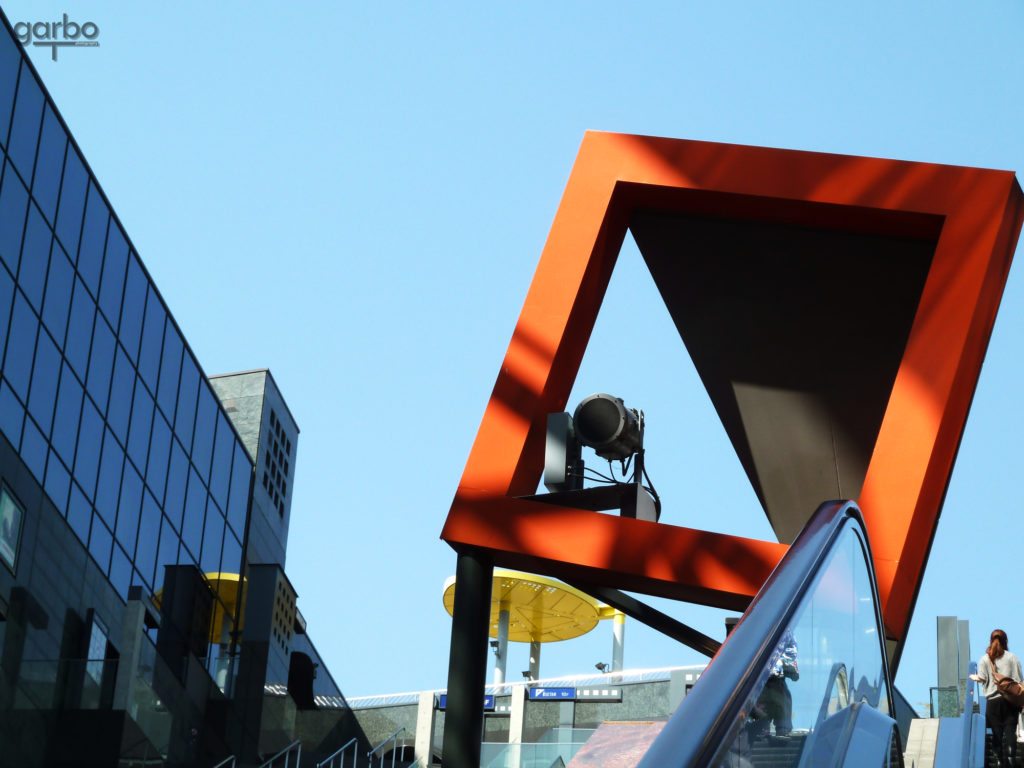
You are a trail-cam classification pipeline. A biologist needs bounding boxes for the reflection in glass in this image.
[712,528,892,767]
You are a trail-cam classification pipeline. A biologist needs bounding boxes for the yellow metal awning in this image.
[442,569,614,643]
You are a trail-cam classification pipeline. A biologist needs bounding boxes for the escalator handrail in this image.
[638,500,896,768]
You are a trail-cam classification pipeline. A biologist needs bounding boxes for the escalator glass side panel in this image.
[637,502,897,768]
[709,527,892,767]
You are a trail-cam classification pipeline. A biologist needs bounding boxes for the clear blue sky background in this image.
[5,1,1023,715]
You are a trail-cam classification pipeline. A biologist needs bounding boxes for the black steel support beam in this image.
[442,549,493,768]
[569,582,722,658]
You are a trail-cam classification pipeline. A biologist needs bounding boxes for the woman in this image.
[970,629,1023,768]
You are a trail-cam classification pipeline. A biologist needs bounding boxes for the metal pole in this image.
[612,611,625,673]
[529,641,541,681]
[441,549,493,768]
[495,604,510,689]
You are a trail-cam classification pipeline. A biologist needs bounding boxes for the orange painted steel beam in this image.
[442,131,1024,663]
[444,493,788,611]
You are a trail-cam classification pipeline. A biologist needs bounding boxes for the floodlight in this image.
[572,394,643,461]
[595,662,609,673]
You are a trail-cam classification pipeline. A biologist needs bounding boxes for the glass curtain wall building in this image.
[0,9,362,767]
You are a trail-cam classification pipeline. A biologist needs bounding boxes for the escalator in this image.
[633,500,904,768]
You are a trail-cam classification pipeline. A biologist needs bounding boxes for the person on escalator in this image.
[970,628,1023,768]
[755,629,800,740]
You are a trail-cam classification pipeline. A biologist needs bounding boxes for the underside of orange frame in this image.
[441,131,1024,668]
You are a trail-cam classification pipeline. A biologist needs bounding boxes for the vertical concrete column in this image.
[529,641,541,681]
[936,616,959,717]
[442,550,493,768]
[113,599,147,714]
[494,605,510,689]
[957,619,971,709]
[414,691,437,767]
[508,684,527,768]
[611,611,625,672]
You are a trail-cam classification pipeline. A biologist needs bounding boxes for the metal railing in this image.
[368,727,405,767]
[210,756,236,768]
[259,740,302,768]
[316,737,360,768]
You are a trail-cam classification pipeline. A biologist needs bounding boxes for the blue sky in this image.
[5,1,1023,713]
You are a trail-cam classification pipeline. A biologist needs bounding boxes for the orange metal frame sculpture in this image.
[441,131,1023,662]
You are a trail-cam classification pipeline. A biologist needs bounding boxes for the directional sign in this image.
[529,687,575,701]
[437,695,494,710]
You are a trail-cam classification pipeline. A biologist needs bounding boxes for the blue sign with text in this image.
[528,686,576,701]
[437,695,494,710]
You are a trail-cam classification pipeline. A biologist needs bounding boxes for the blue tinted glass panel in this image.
[52,361,82,464]
[119,254,145,363]
[201,499,224,574]
[0,30,20,149]
[65,276,95,378]
[20,414,47,480]
[18,202,49,311]
[0,159,29,273]
[67,482,91,541]
[86,315,115,410]
[182,466,205,561]
[164,439,188,532]
[7,63,44,178]
[146,411,171,504]
[88,514,113,571]
[137,287,164,391]
[95,427,123,529]
[221,529,242,576]
[157,323,182,420]
[4,290,38,400]
[44,449,70,513]
[74,396,103,500]
[135,489,161,588]
[107,346,133,445]
[226,445,251,538]
[76,182,108,297]
[98,222,127,327]
[41,242,72,347]
[116,463,143,556]
[0,378,24,446]
[175,353,199,450]
[191,385,216,481]
[109,544,131,597]
[127,377,153,472]
[32,104,65,223]
[209,413,233,511]
[55,147,87,256]
[27,327,60,433]
[156,514,179,586]
[0,260,13,363]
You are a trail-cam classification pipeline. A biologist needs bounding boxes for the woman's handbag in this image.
[990,657,1024,707]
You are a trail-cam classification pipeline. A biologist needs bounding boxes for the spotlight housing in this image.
[573,394,643,461]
